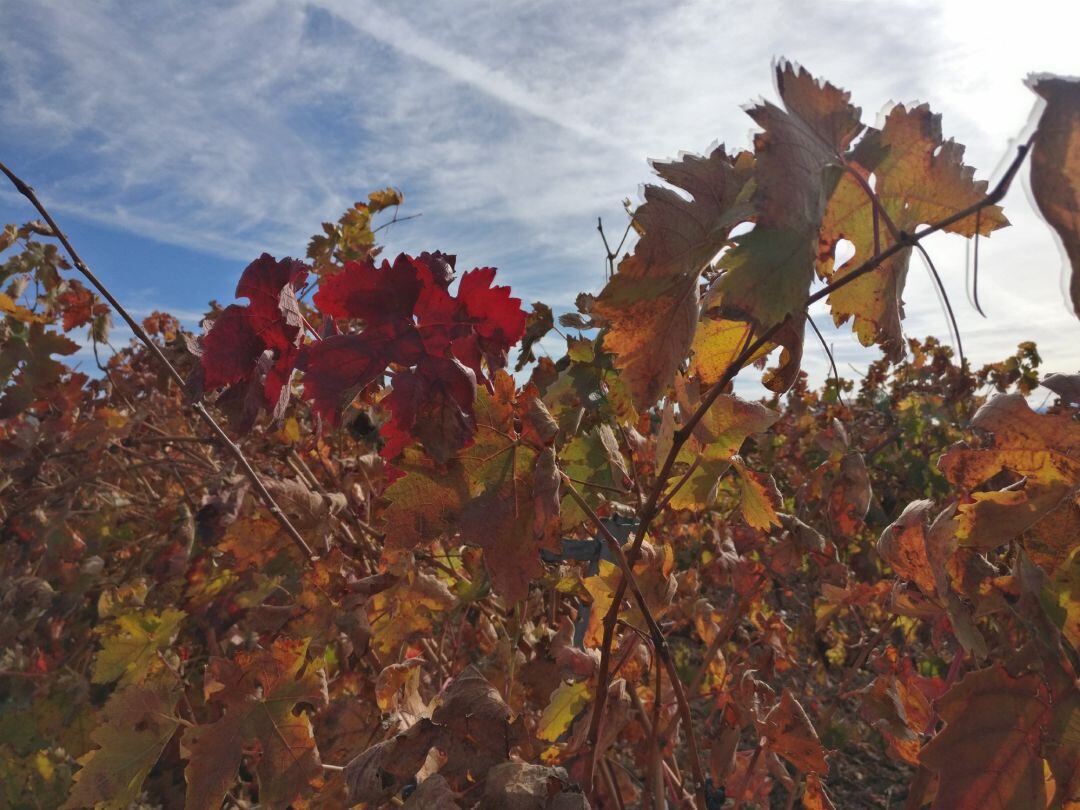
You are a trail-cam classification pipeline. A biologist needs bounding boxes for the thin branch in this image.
[914,242,965,368]
[807,314,844,405]
[970,208,987,317]
[0,160,317,562]
[561,477,707,809]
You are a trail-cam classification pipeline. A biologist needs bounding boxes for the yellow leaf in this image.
[0,292,48,324]
[537,681,592,742]
[733,459,782,530]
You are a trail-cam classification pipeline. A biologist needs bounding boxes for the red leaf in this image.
[192,254,309,432]
[299,327,423,424]
[299,250,524,460]
[381,357,477,463]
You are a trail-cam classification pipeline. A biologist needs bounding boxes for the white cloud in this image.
[0,0,1077,388]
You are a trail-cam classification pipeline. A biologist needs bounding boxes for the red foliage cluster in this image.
[194,250,526,461]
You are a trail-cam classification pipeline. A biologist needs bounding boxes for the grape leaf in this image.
[516,301,554,371]
[91,608,185,687]
[801,772,837,810]
[939,393,1080,552]
[759,689,828,774]
[819,104,1007,358]
[919,665,1049,810]
[182,637,327,810]
[712,61,863,390]
[345,667,514,805]
[368,570,457,657]
[538,680,592,742]
[688,317,757,386]
[593,147,754,409]
[301,252,524,462]
[383,373,560,603]
[559,425,630,525]
[190,254,309,433]
[382,448,470,551]
[479,762,590,810]
[1028,75,1080,319]
[732,459,783,529]
[667,383,780,511]
[62,679,181,810]
[1042,372,1080,406]
[877,500,953,599]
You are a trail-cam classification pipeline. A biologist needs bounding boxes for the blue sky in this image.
[2,0,1078,387]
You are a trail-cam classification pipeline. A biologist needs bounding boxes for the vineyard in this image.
[1,62,1079,809]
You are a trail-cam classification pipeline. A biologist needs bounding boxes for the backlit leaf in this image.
[1029,75,1080,319]
[594,147,753,409]
[920,666,1049,810]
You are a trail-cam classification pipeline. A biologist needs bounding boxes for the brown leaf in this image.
[478,762,589,809]
[182,638,328,810]
[1042,372,1080,406]
[877,500,954,598]
[919,665,1050,810]
[403,774,461,809]
[63,679,181,810]
[1029,75,1080,319]
[594,147,754,408]
[760,690,828,774]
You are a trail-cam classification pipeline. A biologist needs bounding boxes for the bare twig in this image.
[0,160,316,562]
[561,477,707,808]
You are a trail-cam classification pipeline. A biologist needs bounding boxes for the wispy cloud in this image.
[0,0,1077,385]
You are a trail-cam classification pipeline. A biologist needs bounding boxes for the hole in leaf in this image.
[834,238,856,267]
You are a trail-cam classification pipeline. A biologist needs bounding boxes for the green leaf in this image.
[63,679,181,810]
[92,609,185,687]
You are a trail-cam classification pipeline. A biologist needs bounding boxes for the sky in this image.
[1,0,1078,391]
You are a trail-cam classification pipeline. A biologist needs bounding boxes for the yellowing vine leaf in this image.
[668,385,780,511]
[919,666,1050,810]
[560,425,630,525]
[733,459,783,530]
[688,317,761,386]
[538,681,592,742]
[182,637,327,810]
[939,394,1080,554]
[593,148,753,409]
[820,103,1007,358]
[1029,75,1080,319]
[91,608,185,686]
[63,679,181,810]
[368,570,456,657]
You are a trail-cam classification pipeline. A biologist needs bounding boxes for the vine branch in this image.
[0,161,317,562]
